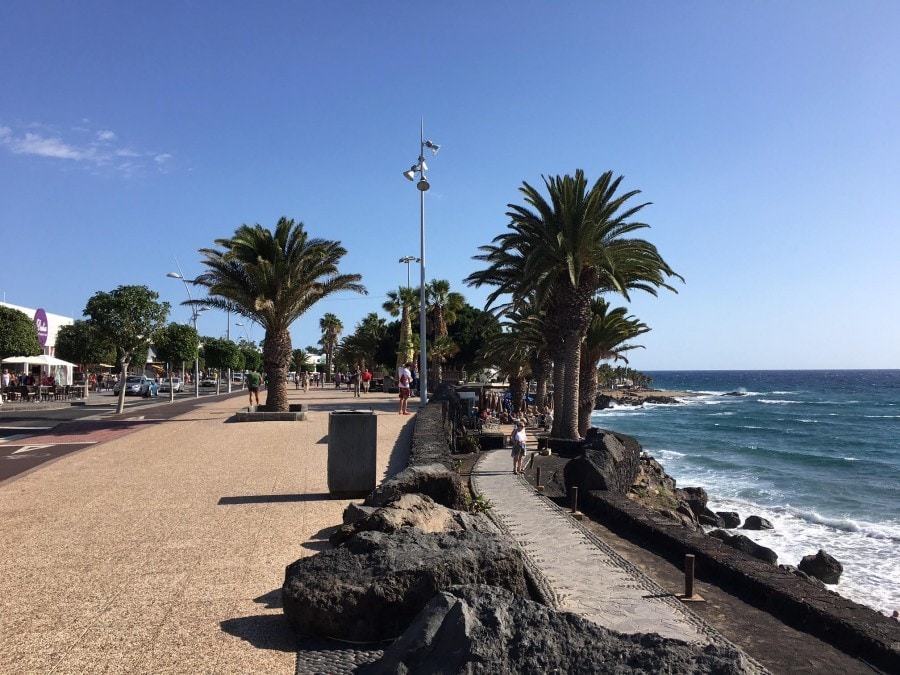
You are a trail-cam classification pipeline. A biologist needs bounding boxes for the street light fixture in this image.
[402,120,440,403]
[166,268,208,398]
[398,256,420,290]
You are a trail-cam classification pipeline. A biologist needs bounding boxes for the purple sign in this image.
[34,308,49,347]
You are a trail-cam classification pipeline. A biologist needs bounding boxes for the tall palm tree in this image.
[577,297,649,436]
[382,286,419,368]
[319,313,343,377]
[192,218,365,411]
[425,279,465,386]
[468,170,680,439]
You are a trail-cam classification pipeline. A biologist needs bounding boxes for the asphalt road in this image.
[0,388,246,483]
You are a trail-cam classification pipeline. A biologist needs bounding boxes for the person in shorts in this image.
[398,362,412,415]
[511,421,527,474]
[246,370,262,406]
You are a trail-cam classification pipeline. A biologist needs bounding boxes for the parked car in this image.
[158,377,184,393]
[114,375,157,397]
[200,376,217,388]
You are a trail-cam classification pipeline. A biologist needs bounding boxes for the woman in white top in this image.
[511,421,527,474]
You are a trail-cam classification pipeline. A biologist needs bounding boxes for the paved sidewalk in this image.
[471,447,727,644]
[0,387,414,674]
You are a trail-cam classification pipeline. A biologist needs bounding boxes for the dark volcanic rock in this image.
[798,549,844,584]
[342,502,378,525]
[677,486,709,517]
[364,463,466,511]
[563,429,641,494]
[330,493,495,546]
[282,529,529,642]
[709,530,778,565]
[742,515,774,531]
[699,511,723,528]
[360,584,759,675]
[717,511,742,528]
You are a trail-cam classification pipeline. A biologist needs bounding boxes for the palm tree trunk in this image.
[577,346,599,437]
[530,351,551,411]
[263,328,292,411]
[509,374,526,413]
[559,329,581,439]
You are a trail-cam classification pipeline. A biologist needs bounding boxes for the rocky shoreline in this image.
[282,386,900,673]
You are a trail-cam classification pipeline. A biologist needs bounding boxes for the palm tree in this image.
[425,279,465,386]
[336,312,386,369]
[469,170,680,439]
[382,286,419,368]
[319,313,343,377]
[577,298,650,436]
[191,218,365,411]
[480,328,531,413]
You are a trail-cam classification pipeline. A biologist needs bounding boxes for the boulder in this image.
[677,486,709,517]
[708,530,778,565]
[563,430,641,494]
[283,529,529,642]
[778,565,826,588]
[741,515,774,531]
[364,463,467,511]
[342,502,378,525]
[698,511,723,528]
[717,511,742,529]
[798,549,844,585]
[329,493,494,546]
[360,584,760,675]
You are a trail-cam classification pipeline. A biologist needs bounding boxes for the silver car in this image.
[114,375,154,397]
[158,377,184,393]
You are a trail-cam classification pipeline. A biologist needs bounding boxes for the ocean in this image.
[590,369,900,616]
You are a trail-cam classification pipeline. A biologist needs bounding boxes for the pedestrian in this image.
[397,362,412,415]
[352,365,361,397]
[246,369,262,407]
[511,421,527,475]
[361,368,372,394]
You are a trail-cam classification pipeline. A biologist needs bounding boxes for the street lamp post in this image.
[166,269,208,398]
[398,256,420,290]
[403,120,440,403]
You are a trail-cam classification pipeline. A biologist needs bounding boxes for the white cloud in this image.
[0,120,174,176]
[13,133,85,160]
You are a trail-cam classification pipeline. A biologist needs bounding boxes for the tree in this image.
[382,286,418,368]
[468,170,680,439]
[54,321,115,387]
[0,306,42,361]
[192,217,365,411]
[425,279,465,386]
[200,337,243,393]
[319,313,343,376]
[240,346,262,373]
[577,298,649,436]
[84,285,170,414]
[336,313,387,371]
[153,323,200,402]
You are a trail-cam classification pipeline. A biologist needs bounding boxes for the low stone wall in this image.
[579,489,900,673]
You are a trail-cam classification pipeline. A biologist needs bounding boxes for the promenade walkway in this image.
[471,446,727,645]
[0,387,412,674]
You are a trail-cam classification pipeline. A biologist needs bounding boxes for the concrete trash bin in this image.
[327,410,377,495]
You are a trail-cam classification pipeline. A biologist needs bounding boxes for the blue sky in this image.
[2,2,898,370]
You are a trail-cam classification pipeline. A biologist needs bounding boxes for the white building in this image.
[0,302,74,357]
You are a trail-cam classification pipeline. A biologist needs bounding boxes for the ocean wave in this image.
[798,419,819,424]
[759,399,800,405]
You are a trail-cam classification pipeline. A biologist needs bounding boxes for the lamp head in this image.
[417,177,430,192]
[166,272,183,279]
[424,140,440,155]
[403,165,417,181]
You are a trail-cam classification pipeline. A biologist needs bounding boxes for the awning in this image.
[2,355,76,367]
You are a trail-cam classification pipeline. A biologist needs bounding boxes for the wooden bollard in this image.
[535,466,544,492]
[569,486,583,520]
[684,554,695,598]
[678,553,703,602]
